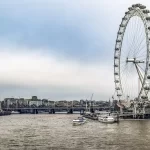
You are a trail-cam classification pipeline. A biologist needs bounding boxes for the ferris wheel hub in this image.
[126,58,145,63]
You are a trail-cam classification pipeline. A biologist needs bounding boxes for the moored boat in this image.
[98,113,119,123]
[72,117,86,126]
[11,111,20,114]
[98,115,115,123]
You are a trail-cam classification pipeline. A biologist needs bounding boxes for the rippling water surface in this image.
[0,114,150,150]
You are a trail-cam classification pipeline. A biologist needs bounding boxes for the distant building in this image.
[4,98,16,107]
[56,101,65,107]
[18,98,25,105]
[32,96,38,100]
[24,99,30,105]
[42,99,49,106]
[73,100,80,106]
[29,100,42,107]
[48,101,55,106]
[28,96,42,107]
[80,99,85,105]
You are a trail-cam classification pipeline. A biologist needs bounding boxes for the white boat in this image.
[72,117,86,126]
[98,115,115,123]
[11,111,20,114]
[98,113,119,123]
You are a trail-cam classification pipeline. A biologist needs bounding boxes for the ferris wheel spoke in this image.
[132,19,146,56]
[121,64,132,86]
[120,71,130,93]
[136,47,147,57]
[120,64,128,75]
[133,34,146,55]
[136,49,146,58]
[128,65,136,98]
[132,38,146,58]
[126,19,137,57]
[121,68,130,90]
[129,31,145,57]
[133,33,145,57]
[129,18,142,56]
[122,19,132,57]
[121,64,133,98]
[128,17,140,56]
[135,56,146,61]
[120,60,126,63]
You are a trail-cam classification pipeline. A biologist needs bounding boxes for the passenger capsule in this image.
[122,17,128,20]
[141,96,148,99]
[115,48,119,51]
[144,86,150,90]
[115,80,119,83]
[114,64,118,67]
[120,24,125,27]
[116,40,121,42]
[114,56,119,59]
[118,32,122,35]
[125,11,130,15]
[146,17,150,21]
[134,4,140,7]
[143,10,150,13]
[116,87,120,90]
[128,7,133,11]
[139,5,146,9]
[114,72,119,75]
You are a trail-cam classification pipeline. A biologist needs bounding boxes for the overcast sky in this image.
[0,0,149,101]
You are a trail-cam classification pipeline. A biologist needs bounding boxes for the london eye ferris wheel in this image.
[114,4,150,101]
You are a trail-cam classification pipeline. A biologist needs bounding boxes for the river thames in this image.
[0,114,150,150]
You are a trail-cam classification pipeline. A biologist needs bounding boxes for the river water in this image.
[0,114,150,150]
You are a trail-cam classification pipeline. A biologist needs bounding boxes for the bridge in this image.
[2,106,110,114]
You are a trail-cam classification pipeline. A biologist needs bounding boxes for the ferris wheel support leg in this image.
[133,105,137,119]
[142,106,145,119]
[135,63,144,85]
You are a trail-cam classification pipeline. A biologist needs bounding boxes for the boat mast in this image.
[85,99,87,112]
[109,98,111,113]
[89,93,94,112]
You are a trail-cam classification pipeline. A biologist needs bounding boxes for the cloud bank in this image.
[0,46,113,100]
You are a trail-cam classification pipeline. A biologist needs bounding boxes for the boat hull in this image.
[72,117,86,126]
[98,116,116,123]
[98,118,115,123]
[11,111,20,114]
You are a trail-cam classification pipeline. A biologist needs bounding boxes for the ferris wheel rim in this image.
[114,4,150,101]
